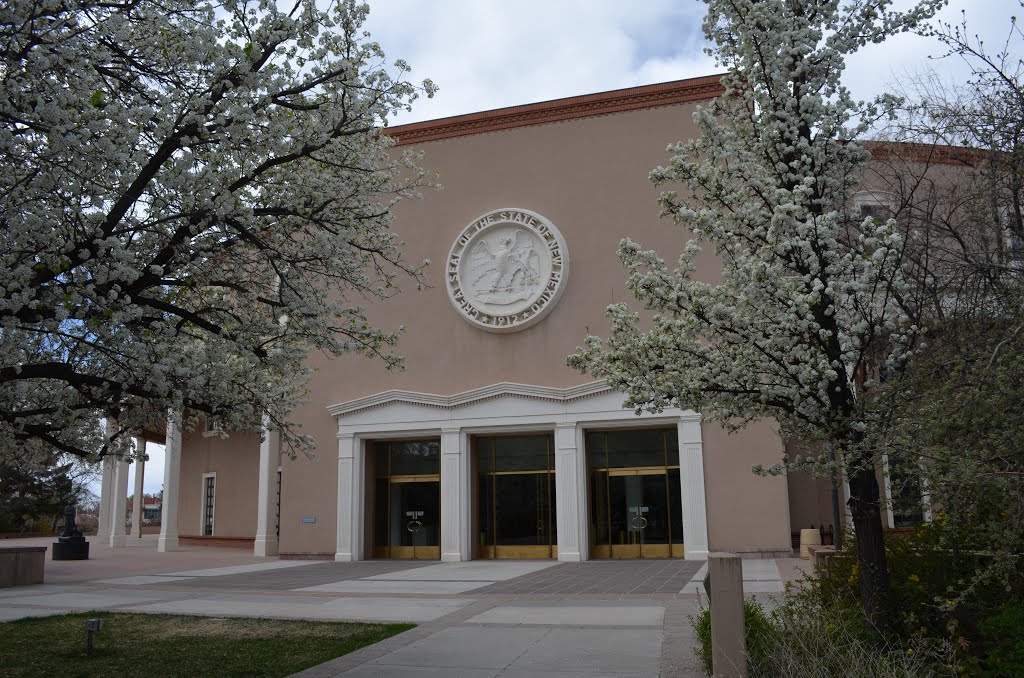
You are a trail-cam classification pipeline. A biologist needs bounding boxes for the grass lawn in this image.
[0,611,413,677]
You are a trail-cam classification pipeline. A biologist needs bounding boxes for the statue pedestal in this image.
[52,537,89,561]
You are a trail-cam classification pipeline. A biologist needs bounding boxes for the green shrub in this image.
[692,591,960,677]
[694,602,712,674]
[759,588,958,677]
[979,600,1024,677]
[692,599,774,676]
[809,518,1023,666]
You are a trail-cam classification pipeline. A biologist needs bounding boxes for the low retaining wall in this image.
[807,545,838,570]
[178,535,255,549]
[280,552,334,560]
[0,546,46,587]
[0,532,56,539]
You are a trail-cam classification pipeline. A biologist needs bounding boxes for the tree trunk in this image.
[848,463,892,631]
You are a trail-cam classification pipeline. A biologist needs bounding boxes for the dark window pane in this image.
[586,431,606,469]
[891,469,925,528]
[495,474,544,545]
[591,470,609,545]
[494,435,550,472]
[606,429,667,468]
[666,431,680,466]
[609,475,632,544]
[477,438,494,473]
[640,474,670,545]
[478,475,494,547]
[374,442,389,477]
[389,440,440,476]
[668,469,684,544]
[374,478,389,547]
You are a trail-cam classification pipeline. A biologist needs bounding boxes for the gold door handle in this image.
[630,516,648,530]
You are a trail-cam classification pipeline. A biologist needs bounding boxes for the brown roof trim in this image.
[385,74,727,146]
[865,140,990,167]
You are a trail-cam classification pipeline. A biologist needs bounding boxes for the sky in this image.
[362,0,1013,125]
[121,0,1011,498]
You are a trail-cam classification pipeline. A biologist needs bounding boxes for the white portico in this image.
[327,381,710,562]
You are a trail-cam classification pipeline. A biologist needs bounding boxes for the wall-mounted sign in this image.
[447,208,570,333]
[299,517,316,524]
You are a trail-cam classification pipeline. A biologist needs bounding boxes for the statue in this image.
[52,503,89,560]
[60,504,83,539]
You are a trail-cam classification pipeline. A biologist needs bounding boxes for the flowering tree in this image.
[568,0,943,624]
[0,0,435,462]
[869,5,1024,610]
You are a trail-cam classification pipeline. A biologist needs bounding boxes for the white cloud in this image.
[363,0,1012,124]
[364,0,712,122]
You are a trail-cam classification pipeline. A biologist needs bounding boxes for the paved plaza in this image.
[0,536,809,677]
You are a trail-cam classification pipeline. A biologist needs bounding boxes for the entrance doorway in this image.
[477,434,557,559]
[588,429,684,558]
[372,440,440,559]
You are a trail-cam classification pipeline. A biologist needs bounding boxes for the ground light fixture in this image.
[85,618,103,656]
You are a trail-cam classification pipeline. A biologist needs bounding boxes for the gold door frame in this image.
[477,435,557,559]
[372,439,442,560]
[588,429,685,559]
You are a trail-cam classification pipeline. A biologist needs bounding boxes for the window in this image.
[853,191,896,223]
[201,473,216,536]
[890,469,925,528]
[275,468,281,540]
[882,457,926,528]
[1006,227,1024,268]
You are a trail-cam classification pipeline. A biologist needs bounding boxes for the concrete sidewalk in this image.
[0,537,811,677]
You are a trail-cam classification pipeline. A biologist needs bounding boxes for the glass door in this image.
[373,440,441,559]
[607,470,671,558]
[589,429,684,559]
[477,434,557,559]
[388,479,440,559]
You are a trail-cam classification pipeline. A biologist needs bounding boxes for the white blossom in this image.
[0,0,436,461]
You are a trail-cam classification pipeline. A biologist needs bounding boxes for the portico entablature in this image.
[326,381,710,563]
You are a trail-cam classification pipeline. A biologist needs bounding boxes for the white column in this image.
[109,457,129,547]
[132,437,146,539]
[335,433,365,561]
[881,454,896,529]
[678,416,710,560]
[96,455,113,544]
[158,409,182,552]
[554,422,588,562]
[254,423,281,557]
[919,473,933,523]
[842,476,854,529]
[440,428,471,562]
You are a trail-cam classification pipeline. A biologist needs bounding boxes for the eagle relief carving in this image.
[447,209,570,333]
[470,229,542,305]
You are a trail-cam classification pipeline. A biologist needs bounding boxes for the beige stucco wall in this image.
[185,98,794,556]
[702,420,792,554]
[179,430,260,538]
[788,471,836,532]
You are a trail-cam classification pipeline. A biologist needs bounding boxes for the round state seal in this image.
[447,208,570,332]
